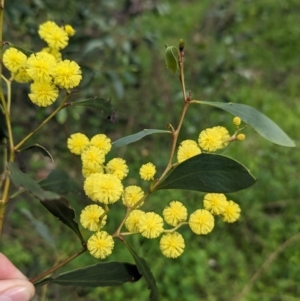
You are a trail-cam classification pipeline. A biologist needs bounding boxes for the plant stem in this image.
[30,247,87,284]
[14,94,70,151]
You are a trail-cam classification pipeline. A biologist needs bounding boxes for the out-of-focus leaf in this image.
[165,45,179,74]
[39,262,141,287]
[21,209,56,251]
[124,241,158,301]
[7,42,33,56]
[8,163,60,200]
[40,198,84,243]
[39,169,79,195]
[194,101,295,147]
[155,154,256,193]
[112,129,171,148]
[0,110,7,141]
[19,144,54,162]
[67,97,112,112]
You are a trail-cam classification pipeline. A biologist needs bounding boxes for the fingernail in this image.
[0,287,31,301]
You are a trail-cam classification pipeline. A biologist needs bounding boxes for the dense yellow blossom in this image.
[198,126,230,152]
[139,162,156,181]
[125,210,146,233]
[90,134,112,155]
[28,81,59,107]
[106,158,129,180]
[139,212,164,239]
[203,193,227,215]
[160,232,185,258]
[67,133,89,155]
[122,185,144,208]
[163,201,188,226]
[177,139,201,163]
[3,48,27,73]
[222,200,241,223]
[80,204,107,231]
[189,209,214,235]
[87,231,114,259]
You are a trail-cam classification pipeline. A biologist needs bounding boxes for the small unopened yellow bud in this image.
[237,133,245,141]
[233,117,241,126]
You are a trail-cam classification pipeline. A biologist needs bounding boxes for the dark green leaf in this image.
[124,241,159,301]
[0,110,7,141]
[19,144,54,162]
[195,101,295,147]
[112,129,171,148]
[165,45,179,74]
[49,262,141,287]
[39,169,79,195]
[40,198,84,243]
[8,42,33,56]
[8,163,60,200]
[68,97,112,112]
[155,154,256,193]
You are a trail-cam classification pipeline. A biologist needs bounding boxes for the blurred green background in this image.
[2,0,300,300]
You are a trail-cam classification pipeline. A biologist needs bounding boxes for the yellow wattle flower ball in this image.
[64,24,76,36]
[139,162,156,181]
[139,212,164,239]
[203,193,227,215]
[237,133,246,141]
[28,81,59,107]
[122,185,144,208]
[177,139,201,163]
[84,173,123,204]
[163,201,188,226]
[125,210,146,233]
[233,116,241,126]
[87,231,114,259]
[3,47,27,73]
[222,200,241,223]
[12,67,32,83]
[81,146,105,169]
[90,134,112,155]
[160,232,185,258]
[189,209,214,235]
[67,133,89,155]
[198,126,230,152]
[80,204,107,231]
[106,158,129,180]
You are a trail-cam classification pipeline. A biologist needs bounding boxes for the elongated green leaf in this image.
[155,154,256,193]
[165,45,179,74]
[195,100,295,147]
[44,262,141,287]
[8,163,60,200]
[124,241,158,301]
[39,169,79,195]
[112,129,171,148]
[19,144,54,162]
[68,97,112,112]
[40,198,84,243]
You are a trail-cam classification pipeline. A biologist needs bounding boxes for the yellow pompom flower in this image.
[53,60,82,89]
[125,210,146,233]
[28,81,59,107]
[122,185,144,208]
[222,200,241,223]
[82,164,104,178]
[84,173,123,204]
[189,209,214,235]
[198,126,230,152]
[3,48,27,73]
[12,67,32,83]
[177,139,201,163]
[160,232,185,258]
[139,162,156,181]
[87,231,114,259]
[90,134,112,155]
[203,193,227,215]
[42,47,62,62]
[26,52,57,82]
[237,133,245,141]
[64,24,76,36]
[139,212,164,239]
[80,204,107,231]
[38,21,69,50]
[163,201,188,226]
[67,133,89,155]
[106,158,129,180]
[233,116,241,126]
[81,146,105,169]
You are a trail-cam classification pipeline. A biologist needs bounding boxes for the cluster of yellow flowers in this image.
[67,126,242,260]
[3,21,81,107]
[177,117,246,162]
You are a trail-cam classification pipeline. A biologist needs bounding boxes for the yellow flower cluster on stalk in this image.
[2,21,82,107]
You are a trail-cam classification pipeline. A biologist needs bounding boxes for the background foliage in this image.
[2,0,300,300]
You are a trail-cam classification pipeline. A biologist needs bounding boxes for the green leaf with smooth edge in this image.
[8,163,60,200]
[195,100,295,147]
[155,153,256,193]
[165,45,179,74]
[112,129,171,148]
[47,262,141,287]
[40,198,84,243]
[39,169,79,195]
[68,97,112,112]
[124,241,159,301]
[19,144,54,162]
